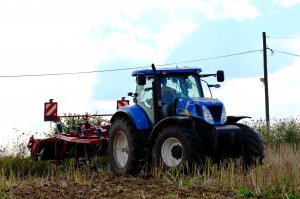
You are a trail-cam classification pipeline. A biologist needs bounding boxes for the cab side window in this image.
[137,77,154,123]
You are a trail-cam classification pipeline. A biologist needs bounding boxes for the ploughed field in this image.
[1,144,299,199]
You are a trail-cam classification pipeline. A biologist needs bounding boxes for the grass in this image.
[0,118,299,198]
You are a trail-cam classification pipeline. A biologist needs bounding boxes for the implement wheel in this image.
[108,118,143,176]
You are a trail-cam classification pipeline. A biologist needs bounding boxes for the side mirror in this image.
[217,70,224,82]
[128,92,138,97]
[137,74,146,85]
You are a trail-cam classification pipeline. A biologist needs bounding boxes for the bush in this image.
[246,118,300,146]
[56,113,104,134]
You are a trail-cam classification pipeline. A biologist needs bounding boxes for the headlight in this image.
[202,106,214,124]
[221,106,227,124]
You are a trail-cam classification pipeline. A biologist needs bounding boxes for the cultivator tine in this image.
[76,126,86,139]
[56,123,65,135]
[84,145,90,165]
[96,128,105,140]
[66,147,75,157]
[73,144,91,167]
[75,144,80,168]
[37,148,45,162]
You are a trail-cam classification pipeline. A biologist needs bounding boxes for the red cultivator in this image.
[27,99,127,168]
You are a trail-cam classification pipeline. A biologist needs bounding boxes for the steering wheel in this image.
[161,88,176,104]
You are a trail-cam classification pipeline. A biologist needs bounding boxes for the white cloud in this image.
[90,4,198,64]
[190,0,260,21]
[275,0,300,8]
[0,0,196,148]
[214,59,300,120]
[0,1,103,149]
[214,31,300,121]
[88,0,260,63]
[269,34,300,57]
[213,76,265,119]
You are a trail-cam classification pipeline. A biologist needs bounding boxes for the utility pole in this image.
[262,32,270,129]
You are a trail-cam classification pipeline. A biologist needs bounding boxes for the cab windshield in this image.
[160,74,203,98]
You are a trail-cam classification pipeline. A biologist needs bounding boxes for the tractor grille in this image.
[195,104,202,117]
[207,105,222,123]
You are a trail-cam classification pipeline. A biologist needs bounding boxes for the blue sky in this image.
[92,0,300,98]
[0,0,300,148]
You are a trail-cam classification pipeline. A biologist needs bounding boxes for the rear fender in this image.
[226,116,251,125]
[110,105,152,131]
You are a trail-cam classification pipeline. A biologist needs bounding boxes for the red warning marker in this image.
[44,100,58,121]
[117,97,129,109]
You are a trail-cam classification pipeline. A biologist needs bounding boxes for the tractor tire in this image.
[108,118,143,176]
[236,123,265,167]
[152,125,203,171]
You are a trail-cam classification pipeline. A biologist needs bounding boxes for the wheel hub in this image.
[113,131,129,168]
[161,137,183,167]
[171,145,182,159]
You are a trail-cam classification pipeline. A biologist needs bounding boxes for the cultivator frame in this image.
[27,99,127,168]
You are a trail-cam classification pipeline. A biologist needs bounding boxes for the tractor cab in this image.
[132,67,224,125]
[133,70,203,121]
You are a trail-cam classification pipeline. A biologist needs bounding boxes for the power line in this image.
[0,66,150,78]
[160,49,262,66]
[0,49,262,78]
[272,49,300,58]
[267,36,300,40]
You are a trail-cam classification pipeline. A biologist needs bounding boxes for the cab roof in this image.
[132,68,202,76]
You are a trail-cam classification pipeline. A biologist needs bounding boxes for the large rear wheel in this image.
[152,125,203,171]
[108,118,143,176]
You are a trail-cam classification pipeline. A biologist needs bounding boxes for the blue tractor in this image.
[108,64,264,176]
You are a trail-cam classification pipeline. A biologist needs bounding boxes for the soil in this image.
[8,172,241,199]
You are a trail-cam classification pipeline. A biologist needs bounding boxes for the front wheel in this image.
[108,118,143,176]
[152,125,203,170]
[237,124,265,167]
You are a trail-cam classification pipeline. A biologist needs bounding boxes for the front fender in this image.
[226,116,251,125]
[148,116,193,147]
[110,105,152,131]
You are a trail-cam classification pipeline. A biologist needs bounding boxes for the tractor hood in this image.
[175,97,227,125]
